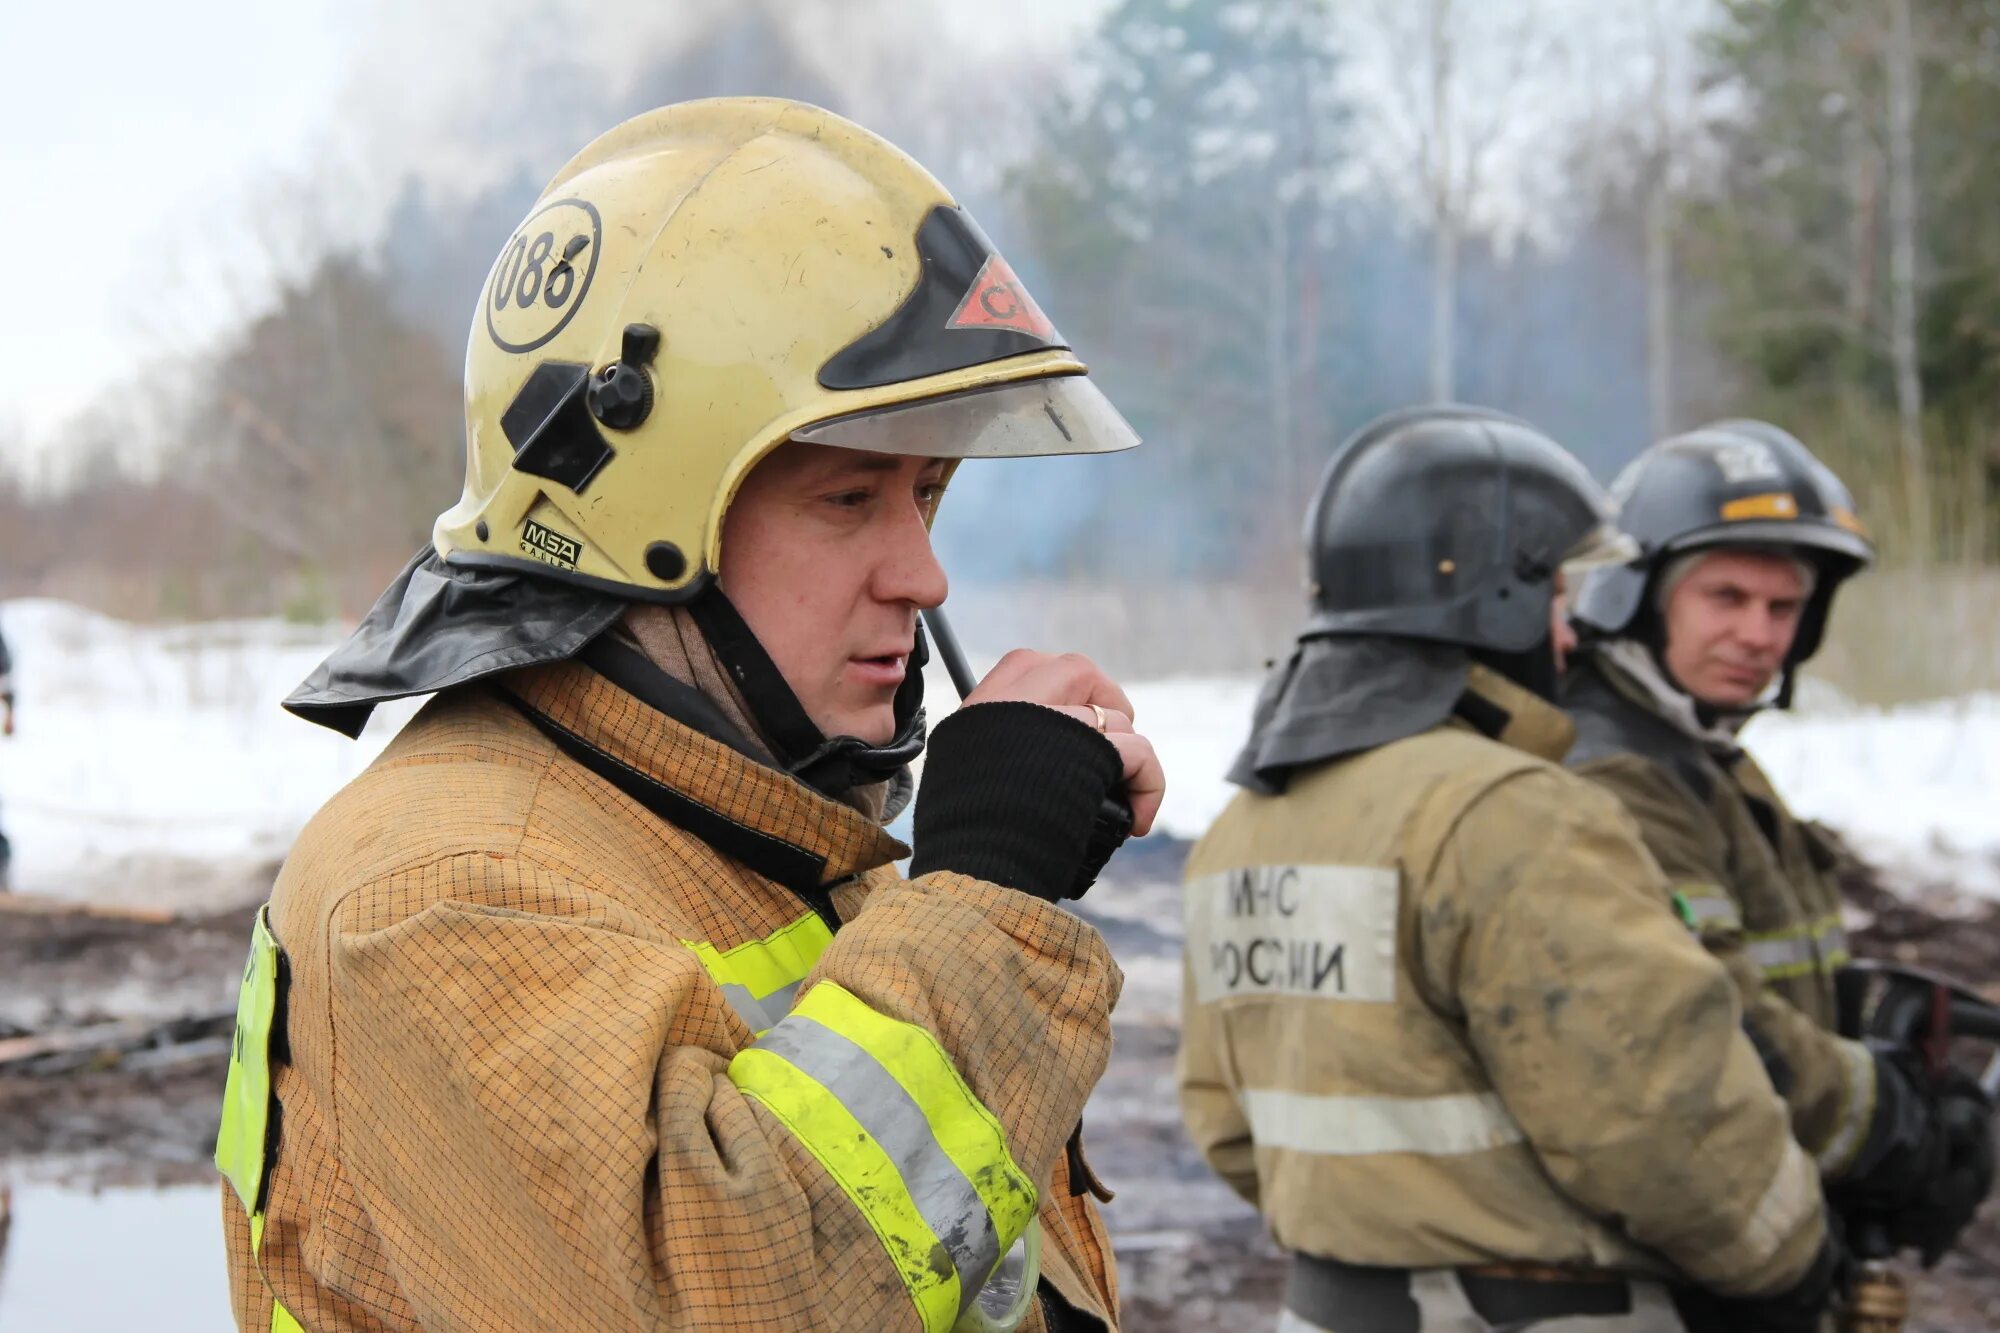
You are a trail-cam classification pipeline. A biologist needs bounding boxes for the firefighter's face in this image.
[1661,550,1809,708]
[719,441,950,744]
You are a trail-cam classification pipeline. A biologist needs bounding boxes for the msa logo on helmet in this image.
[485,198,603,354]
[520,519,583,571]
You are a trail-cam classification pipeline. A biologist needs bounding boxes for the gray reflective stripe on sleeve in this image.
[719,978,808,1034]
[719,983,775,1032]
[1240,1088,1524,1157]
[753,1014,1002,1312]
[1748,934,1818,977]
[761,977,806,1018]
[1680,893,1741,929]
[1749,919,1849,978]
[1816,1038,1878,1175]
[1276,1310,1336,1333]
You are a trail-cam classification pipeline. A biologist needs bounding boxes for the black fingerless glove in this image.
[908,702,1124,902]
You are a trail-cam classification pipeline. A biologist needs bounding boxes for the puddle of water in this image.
[0,1182,231,1330]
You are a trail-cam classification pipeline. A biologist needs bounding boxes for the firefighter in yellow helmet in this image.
[216,98,1160,1332]
[1178,407,1838,1331]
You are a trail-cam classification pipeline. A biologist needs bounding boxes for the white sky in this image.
[0,1,353,449]
[0,0,1677,474]
[0,0,1104,470]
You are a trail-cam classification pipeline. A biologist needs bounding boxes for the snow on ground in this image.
[1126,671,2000,906]
[1,598,1992,909]
[0,600,418,907]
[1746,688,2000,902]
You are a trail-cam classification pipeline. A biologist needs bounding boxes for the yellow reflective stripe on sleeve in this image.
[217,904,282,1214]
[683,911,834,1032]
[1747,914,1848,979]
[788,983,1039,1246]
[728,982,1040,1329]
[729,1045,964,1331]
[687,913,834,997]
[215,905,308,1333]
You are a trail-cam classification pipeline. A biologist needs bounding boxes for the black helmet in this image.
[1229,405,1631,793]
[1303,405,1634,653]
[1571,420,1874,666]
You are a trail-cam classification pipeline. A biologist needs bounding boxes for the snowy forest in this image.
[3,0,1997,699]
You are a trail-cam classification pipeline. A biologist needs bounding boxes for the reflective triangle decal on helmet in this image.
[947,254,1057,340]
[818,206,1067,391]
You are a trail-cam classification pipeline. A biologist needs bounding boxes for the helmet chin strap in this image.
[684,587,926,797]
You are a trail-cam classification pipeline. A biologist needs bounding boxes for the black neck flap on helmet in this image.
[1232,404,1624,791]
[284,548,626,738]
[285,548,926,802]
[1570,419,1875,709]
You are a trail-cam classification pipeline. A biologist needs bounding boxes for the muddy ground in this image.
[3,841,1998,1329]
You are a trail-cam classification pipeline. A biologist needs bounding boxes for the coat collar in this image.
[504,659,908,894]
[1448,663,1577,764]
[1592,639,1751,759]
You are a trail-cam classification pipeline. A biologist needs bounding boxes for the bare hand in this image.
[963,649,1165,836]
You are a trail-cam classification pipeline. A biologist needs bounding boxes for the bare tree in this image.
[1693,1,1940,551]
[1642,0,1676,437]
[1345,0,1566,403]
[1885,0,1928,553]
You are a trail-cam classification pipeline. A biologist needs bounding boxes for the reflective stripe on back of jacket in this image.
[1177,666,1824,1297]
[1564,649,1874,1177]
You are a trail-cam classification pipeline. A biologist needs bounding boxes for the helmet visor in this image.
[792,374,1140,459]
[1562,521,1641,574]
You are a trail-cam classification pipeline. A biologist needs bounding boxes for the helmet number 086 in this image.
[483,198,603,354]
[494,231,580,313]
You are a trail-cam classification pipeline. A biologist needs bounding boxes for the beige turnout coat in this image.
[1177,667,1824,1298]
[1565,647,1873,1178]
[220,660,1121,1331]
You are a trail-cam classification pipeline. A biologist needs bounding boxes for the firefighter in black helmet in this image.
[1565,420,1995,1274]
[1181,406,1839,1332]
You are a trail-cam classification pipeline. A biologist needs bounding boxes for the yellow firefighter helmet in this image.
[434,96,1137,601]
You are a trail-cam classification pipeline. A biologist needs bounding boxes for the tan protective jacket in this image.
[219,660,1121,1331]
[1565,649,1873,1177]
[1177,667,1824,1297]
